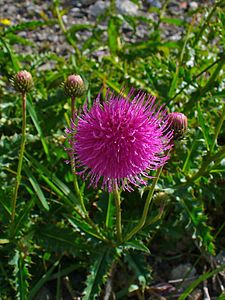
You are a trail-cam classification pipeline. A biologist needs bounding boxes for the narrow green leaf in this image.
[83,248,116,300]
[24,166,49,211]
[161,17,185,26]
[178,263,225,300]
[0,239,10,244]
[197,102,211,151]
[68,217,101,240]
[29,260,59,300]
[25,154,79,205]
[26,98,50,160]
[108,16,121,55]
[4,20,55,35]
[105,193,115,229]
[168,73,178,98]
[0,37,20,71]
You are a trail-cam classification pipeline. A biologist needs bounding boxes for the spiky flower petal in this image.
[65,88,173,191]
[64,74,86,98]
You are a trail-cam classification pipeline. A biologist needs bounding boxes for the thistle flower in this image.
[65,88,173,192]
[11,70,33,94]
[168,112,188,140]
[64,74,86,98]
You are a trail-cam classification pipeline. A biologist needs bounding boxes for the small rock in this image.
[145,0,162,9]
[189,2,198,9]
[89,0,110,17]
[80,0,98,5]
[170,263,197,289]
[116,0,139,16]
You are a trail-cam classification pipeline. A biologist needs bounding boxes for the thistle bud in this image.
[154,192,170,206]
[168,112,188,140]
[64,74,86,98]
[12,70,33,93]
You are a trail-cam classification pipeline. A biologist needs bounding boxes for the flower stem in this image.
[114,189,122,243]
[210,102,225,153]
[124,167,163,242]
[11,93,26,221]
[69,96,87,214]
[71,96,75,120]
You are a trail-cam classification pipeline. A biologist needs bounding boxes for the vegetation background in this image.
[0,0,225,299]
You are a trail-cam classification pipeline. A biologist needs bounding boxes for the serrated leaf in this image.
[83,247,116,300]
[125,252,151,289]
[11,199,34,237]
[34,224,86,256]
[123,240,150,254]
[181,194,215,255]
[68,217,103,240]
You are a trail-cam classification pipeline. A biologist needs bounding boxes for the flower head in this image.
[168,112,188,140]
[64,74,86,98]
[65,88,173,191]
[11,70,33,94]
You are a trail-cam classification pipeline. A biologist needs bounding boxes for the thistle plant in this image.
[65,88,173,243]
[63,74,89,215]
[10,70,33,222]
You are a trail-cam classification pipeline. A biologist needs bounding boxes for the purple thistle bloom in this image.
[65,88,173,192]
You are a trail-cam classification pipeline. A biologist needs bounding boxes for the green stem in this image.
[210,103,225,153]
[124,167,163,242]
[200,54,225,97]
[69,96,87,215]
[167,55,224,105]
[194,0,222,47]
[114,189,122,243]
[11,93,26,221]
[54,0,81,59]
[106,193,113,229]
[68,98,101,237]
[178,146,225,189]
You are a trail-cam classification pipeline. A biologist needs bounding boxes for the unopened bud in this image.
[168,112,188,140]
[154,192,170,206]
[64,74,86,98]
[12,70,33,93]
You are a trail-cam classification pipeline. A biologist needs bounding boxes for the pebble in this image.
[189,1,198,9]
[116,0,139,16]
[89,0,110,17]
[170,263,197,289]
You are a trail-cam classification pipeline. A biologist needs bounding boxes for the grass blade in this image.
[24,165,49,211]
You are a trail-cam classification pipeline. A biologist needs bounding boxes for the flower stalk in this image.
[11,70,33,222]
[11,93,26,221]
[124,166,163,242]
[114,189,122,243]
